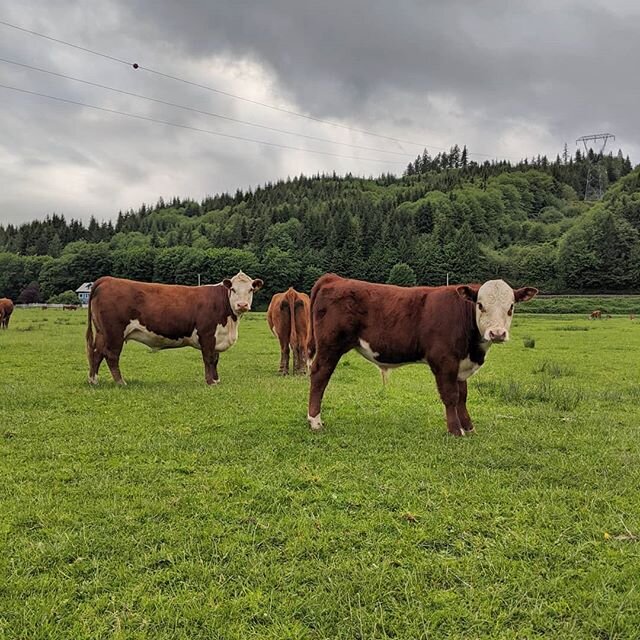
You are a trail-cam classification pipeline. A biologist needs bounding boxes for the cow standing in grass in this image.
[307,274,537,436]
[0,298,14,329]
[267,287,311,375]
[86,272,263,385]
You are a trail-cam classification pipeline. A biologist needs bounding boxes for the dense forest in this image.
[1,146,639,305]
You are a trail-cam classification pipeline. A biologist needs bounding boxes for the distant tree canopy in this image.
[0,147,638,304]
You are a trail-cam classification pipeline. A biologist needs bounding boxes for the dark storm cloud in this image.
[123,0,639,129]
[0,0,638,224]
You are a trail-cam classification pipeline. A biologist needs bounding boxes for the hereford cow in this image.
[307,275,537,436]
[86,272,263,385]
[590,310,602,319]
[63,304,79,311]
[0,298,14,329]
[267,287,311,375]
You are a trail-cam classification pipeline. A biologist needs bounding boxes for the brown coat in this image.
[307,274,537,435]
[267,288,310,374]
[86,272,262,385]
[0,298,14,329]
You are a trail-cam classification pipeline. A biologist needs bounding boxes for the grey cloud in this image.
[0,0,637,225]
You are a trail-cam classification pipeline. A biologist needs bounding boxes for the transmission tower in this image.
[576,133,615,201]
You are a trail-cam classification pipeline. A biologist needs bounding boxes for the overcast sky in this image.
[1,0,638,225]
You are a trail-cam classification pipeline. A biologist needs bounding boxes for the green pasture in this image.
[1,308,639,639]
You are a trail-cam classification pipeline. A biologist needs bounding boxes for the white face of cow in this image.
[457,279,538,343]
[223,271,264,315]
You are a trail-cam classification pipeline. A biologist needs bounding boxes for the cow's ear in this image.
[514,287,538,303]
[456,285,478,302]
[223,279,232,289]
[252,278,264,291]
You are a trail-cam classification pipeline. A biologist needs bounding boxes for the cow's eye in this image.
[508,304,514,316]
[477,302,484,312]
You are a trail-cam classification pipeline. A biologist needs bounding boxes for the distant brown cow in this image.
[63,304,79,311]
[590,310,602,319]
[86,272,263,385]
[0,298,14,329]
[307,275,537,436]
[267,287,311,375]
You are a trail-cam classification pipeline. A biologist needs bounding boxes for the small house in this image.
[75,282,93,304]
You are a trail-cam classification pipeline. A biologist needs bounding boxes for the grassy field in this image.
[525,296,640,315]
[1,308,640,639]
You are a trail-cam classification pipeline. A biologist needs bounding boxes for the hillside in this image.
[1,148,639,303]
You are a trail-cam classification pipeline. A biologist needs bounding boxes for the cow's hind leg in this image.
[105,338,126,385]
[308,349,342,430]
[278,338,290,375]
[457,380,475,433]
[433,361,464,436]
[88,332,106,385]
[295,346,308,374]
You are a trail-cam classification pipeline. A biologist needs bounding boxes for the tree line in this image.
[1,147,638,305]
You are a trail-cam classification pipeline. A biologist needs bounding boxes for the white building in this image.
[75,282,93,304]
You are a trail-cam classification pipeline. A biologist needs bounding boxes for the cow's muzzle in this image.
[488,330,508,343]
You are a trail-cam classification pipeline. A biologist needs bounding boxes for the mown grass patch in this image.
[1,309,640,638]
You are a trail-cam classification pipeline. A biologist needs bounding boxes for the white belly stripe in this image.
[355,338,411,370]
[123,320,200,351]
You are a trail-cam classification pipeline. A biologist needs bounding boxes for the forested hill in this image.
[1,147,639,304]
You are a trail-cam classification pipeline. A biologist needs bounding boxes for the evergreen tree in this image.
[387,263,417,286]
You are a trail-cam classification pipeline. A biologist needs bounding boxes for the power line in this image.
[0,83,408,165]
[0,56,413,158]
[0,18,500,159]
[0,18,131,65]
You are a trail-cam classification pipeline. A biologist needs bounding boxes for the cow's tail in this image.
[307,285,320,364]
[288,290,298,351]
[86,287,95,364]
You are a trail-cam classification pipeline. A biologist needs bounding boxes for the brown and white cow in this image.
[590,310,602,319]
[86,272,263,385]
[307,274,537,436]
[267,287,311,375]
[0,298,14,329]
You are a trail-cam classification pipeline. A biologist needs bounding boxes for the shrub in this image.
[48,290,81,305]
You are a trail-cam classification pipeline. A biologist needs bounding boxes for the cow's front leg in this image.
[457,380,475,433]
[308,350,341,430]
[201,337,220,385]
[433,362,464,436]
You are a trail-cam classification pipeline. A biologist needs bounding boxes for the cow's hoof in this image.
[88,376,98,385]
[278,370,289,376]
[308,414,323,431]
[207,379,220,386]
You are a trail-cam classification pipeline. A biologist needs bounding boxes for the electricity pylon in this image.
[576,133,615,201]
